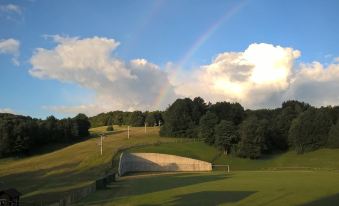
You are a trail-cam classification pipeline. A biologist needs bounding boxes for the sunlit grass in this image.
[0,126,176,204]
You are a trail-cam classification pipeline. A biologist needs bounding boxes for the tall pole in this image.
[128,126,130,139]
[100,135,103,155]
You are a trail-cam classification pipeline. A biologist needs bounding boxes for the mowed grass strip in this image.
[0,126,178,204]
[76,171,339,206]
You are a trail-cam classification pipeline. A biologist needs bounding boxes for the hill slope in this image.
[0,126,177,204]
[129,142,339,170]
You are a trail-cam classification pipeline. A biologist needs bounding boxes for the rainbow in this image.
[152,1,247,110]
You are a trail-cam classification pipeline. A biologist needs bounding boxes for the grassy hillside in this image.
[129,142,339,170]
[2,125,339,205]
[0,126,177,204]
[78,139,339,206]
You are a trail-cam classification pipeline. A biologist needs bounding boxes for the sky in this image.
[1,0,339,118]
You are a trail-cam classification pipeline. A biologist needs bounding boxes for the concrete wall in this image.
[119,153,212,176]
[47,173,116,206]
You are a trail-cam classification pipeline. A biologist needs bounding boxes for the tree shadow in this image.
[0,162,81,193]
[114,173,229,197]
[300,193,339,206]
[165,191,255,206]
[76,173,233,205]
[0,161,103,204]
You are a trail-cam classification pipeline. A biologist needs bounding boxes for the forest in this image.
[88,97,339,158]
[2,97,339,159]
[0,113,90,157]
[159,97,339,158]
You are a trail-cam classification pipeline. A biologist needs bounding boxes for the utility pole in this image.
[100,134,103,155]
[128,126,130,139]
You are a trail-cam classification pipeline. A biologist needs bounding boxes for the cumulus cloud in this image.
[0,108,16,114]
[174,43,301,108]
[284,61,339,106]
[174,43,339,109]
[0,38,20,65]
[30,37,339,116]
[30,36,177,116]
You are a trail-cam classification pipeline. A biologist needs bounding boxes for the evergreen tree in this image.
[214,120,238,155]
[160,98,197,137]
[199,111,219,144]
[106,117,114,131]
[237,116,268,159]
[327,121,339,148]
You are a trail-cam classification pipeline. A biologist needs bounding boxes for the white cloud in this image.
[0,38,20,65]
[0,108,16,114]
[30,38,339,116]
[284,61,339,106]
[30,36,177,116]
[174,43,301,108]
[0,4,21,14]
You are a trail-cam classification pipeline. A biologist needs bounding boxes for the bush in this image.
[106,125,114,131]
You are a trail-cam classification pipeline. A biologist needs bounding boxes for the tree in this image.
[327,121,339,148]
[191,97,207,125]
[145,112,156,126]
[160,98,197,137]
[209,102,244,125]
[214,120,238,155]
[199,111,219,144]
[288,108,332,153]
[237,116,268,159]
[72,113,91,138]
[128,111,145,127]
[106,117,114,131]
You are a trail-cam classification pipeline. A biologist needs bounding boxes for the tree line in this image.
[89,110,164,128]
[0,113,90,157]
[159,97,339,158]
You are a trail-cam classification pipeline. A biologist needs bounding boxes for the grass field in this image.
[129,142,339,170]
[0,126,178,204]
[76,171,339,206]
[1,126,339,205]
[76,140,339,206]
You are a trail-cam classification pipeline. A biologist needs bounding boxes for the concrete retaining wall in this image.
[119,153,212,176]
[47,173,115,206]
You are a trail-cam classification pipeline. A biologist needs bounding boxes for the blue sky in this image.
[1,0,339,118]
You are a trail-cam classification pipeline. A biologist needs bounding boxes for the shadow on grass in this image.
[0,161,104,204]
[0,162,81,193]
[115,173,229,197]
[76,173,233,205]
[300,193,339,206]
[166,190,255,206]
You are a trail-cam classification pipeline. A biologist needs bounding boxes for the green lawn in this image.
[129,142,339,170]
[2,127,339,205]
[76,171,339,206]
[0,126,178,205]
[75,141,339,206]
